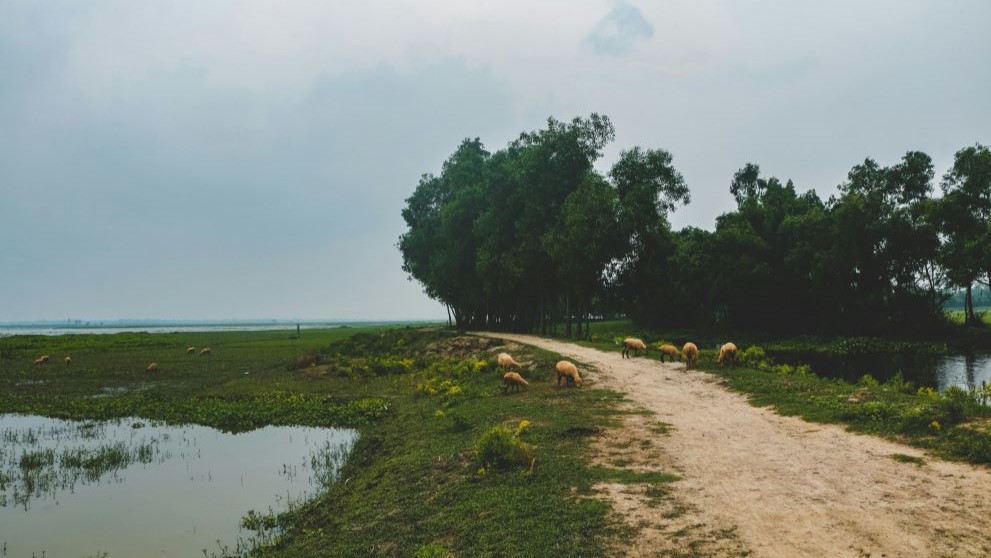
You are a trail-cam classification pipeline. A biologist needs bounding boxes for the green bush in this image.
[884,372,914,394]
[857,374,880,388]
[739,345,769,368]
[475,425,531,470]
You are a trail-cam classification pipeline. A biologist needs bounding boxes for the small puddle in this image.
[0,414,357,557]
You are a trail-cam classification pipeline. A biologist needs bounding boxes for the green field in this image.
[0,327,674,557]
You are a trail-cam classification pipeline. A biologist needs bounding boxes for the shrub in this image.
[857,375,879,388]
[884,372,914,394]
[476,424,531,470]
[739,346,769,368]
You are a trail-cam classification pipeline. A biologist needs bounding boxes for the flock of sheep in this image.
[498,352,582,393]
[498,338,738,395]
[31,337,737,396]
[31,346,213,373]
[623,338,737,368]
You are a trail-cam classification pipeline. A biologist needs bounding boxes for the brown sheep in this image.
[147,362,159,372]
[186,347,196,355]
[503,372,530,393]
[33,355,50,365]
[555,360,582,387]
[681,342,699,369]
[199,348,212,357]
[64,356,72,366]
[621,338,647,359]
[717,342,738,366]
[658,344,680,362]
[497,352,521,371]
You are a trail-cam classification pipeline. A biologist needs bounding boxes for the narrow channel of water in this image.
[769,351,991,392]
[0,415,356,557]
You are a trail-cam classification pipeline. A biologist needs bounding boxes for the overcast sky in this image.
[1,0,989,322]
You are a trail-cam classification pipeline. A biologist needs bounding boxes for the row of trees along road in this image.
[399,114,991,335]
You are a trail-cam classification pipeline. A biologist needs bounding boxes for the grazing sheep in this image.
[199,348,212,357]
[186,347,196,355]
[64,356,72,366]
[503,372,530,393]
[555,360,583,387]
[682,343,699,369]
[658,344,680,363]
[33,355,50,365]
[497,352,521,371]
[717,342,738,366]
[147,362,159,372]
[621,338,647,359]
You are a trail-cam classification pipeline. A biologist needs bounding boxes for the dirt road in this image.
[480,333,991,558]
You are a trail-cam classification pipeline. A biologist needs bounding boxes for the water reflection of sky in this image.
[0,415,356,557]
[934,354,991,392]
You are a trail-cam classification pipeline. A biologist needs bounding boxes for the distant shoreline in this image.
[0,320,442,337]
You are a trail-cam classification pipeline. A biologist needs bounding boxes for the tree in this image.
[940,144,991,325]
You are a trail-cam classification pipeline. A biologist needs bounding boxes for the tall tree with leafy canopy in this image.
[609,147,690,325]
[940,144,991,325]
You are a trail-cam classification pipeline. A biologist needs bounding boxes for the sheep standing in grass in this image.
[497,352,521,371]
[33,355,50,365]
[503,372,530,393]
[621,338,647,359]
[147,362,159,372]
[199,348,212,357]
[717,342,738,366]
[64,356,72,366]
[682,343,699,369]
[186,347,196,355]
[555,361,582,387]
[658,344,680,363]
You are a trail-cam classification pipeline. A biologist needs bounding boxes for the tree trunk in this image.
[446,305,453,328]
[565,295,572,337]
[966,284,976,325]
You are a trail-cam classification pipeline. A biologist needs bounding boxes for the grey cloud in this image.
[583,1,655,57]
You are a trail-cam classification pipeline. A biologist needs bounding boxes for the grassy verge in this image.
[1,327,675,556]
[696,349,991,466]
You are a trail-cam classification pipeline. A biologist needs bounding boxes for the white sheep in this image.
[681,343,698,369]
[147,362,159,372]
[658,344,680,362]
[186,346,196,355]
[64,356,72,366]
[503,372,530,393]
[199,347,212,357]
[497,352,521,371]
[555,360,583,387]
[717,342,738,365]
[622,338,647,359]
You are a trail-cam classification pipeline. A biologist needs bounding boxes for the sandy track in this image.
[478,333,991,558]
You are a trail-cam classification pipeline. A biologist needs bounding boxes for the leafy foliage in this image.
[400,114,988,336]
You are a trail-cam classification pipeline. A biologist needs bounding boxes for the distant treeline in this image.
[399,114,991,335]
[945,286,991,310]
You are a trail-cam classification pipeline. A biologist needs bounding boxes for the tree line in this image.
[399,114,991,335]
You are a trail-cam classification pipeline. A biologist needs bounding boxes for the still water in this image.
[770,351,991,392]
[0,415,356,557]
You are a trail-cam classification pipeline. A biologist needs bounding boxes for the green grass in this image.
[697,358,991,466]
[0,326,676,557]
[891,453,925,465]
[946,309,991,325]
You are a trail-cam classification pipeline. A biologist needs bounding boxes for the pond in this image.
[768,350,991,392]
[0,414,357,557]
